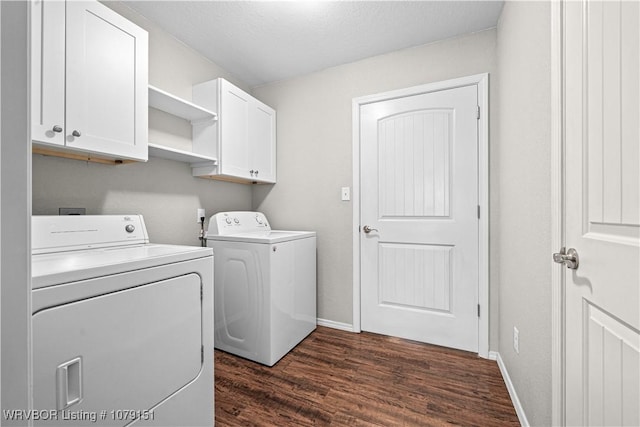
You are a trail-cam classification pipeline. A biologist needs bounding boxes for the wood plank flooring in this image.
[215,327,519,426]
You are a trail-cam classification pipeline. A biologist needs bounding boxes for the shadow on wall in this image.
[251,183,275,212]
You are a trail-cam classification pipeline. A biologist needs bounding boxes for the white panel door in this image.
[65,1,148,161]
[219,79,251,179]
[360,85,479,352]
[564,1,640,425]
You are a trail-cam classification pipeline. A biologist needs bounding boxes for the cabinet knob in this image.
[255,170,259,176]
[52,125,63,133]
[250,170,255,176]
[72,130,81,137]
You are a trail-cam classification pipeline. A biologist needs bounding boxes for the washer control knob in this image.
[225,217,232,224]
[234,218,240,224]
[255,215,263,224]
[125,224,135,233]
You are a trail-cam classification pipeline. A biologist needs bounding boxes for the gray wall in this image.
[252,30,499,337]
[32,3,253,245]
[496,2,552,425]
[1,2,32,422]
[32,156,250,245]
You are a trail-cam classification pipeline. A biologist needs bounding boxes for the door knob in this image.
[553,247,579,270]
[363,225,378,234]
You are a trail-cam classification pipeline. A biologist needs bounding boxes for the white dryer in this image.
[207,211,316,366]
[31,215,213,426]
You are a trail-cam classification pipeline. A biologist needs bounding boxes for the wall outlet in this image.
[197,208,206,223]
[341,187,351,201]
[513,327,520,354]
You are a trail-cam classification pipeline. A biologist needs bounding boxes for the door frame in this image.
[550,2,564,425]
[352,73,490,358]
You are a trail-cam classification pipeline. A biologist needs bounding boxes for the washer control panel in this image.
[208,211,270,236]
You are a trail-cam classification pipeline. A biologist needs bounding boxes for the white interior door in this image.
[359,84,479,353]
[563,1,640,425]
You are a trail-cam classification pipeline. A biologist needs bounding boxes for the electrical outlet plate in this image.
[513,327,520,354]
[197,208,206,223]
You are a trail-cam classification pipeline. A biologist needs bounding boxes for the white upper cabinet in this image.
[250,100,277,183]
[193,78,276,184]
[31,0,148,162]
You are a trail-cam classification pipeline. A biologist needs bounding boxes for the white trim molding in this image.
[494,352,530,427]
[352,73,490,358]
[550,1,565,426]
[317,318,355,333]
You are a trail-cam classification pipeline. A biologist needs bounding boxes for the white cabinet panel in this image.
[250,101,276,183]
[31,0,65,146]
[31,0,148,162]
[219,80,251,179]
[193,78,276,184]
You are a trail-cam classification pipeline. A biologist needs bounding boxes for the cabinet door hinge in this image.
[477,304,481,317]
[477,105,481,120]
[477,205,481,219]
[201,345,204,363]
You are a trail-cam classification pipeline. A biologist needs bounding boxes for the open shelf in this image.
[148,85,217,124]
[148,143,217,164]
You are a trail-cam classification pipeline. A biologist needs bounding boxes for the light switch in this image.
[341,187,350,201]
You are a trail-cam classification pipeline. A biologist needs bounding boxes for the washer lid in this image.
[32,244,212,289]
[207,230,316,244]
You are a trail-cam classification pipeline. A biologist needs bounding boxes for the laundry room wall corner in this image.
[252,29,499,341]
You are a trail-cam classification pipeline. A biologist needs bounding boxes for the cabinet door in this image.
[249,100,276,183]
[65,1,148,161]
[31,0,66,146]
[219,80,251,179]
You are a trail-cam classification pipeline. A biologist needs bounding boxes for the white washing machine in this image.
[207,211,316,366]
[31,215,213,426]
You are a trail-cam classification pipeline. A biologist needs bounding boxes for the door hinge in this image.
[477,304,481,317]
[477,105,480,120]
[201,345,204,363]
[200,287,203,301]
[477,205,481,219]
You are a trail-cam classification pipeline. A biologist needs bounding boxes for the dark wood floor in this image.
[215,327,519,426]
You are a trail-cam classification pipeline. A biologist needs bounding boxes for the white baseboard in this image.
[493,351,529,427]
[317,318,355,332]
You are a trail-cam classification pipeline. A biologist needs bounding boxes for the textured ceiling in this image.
[122,1,504,88]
